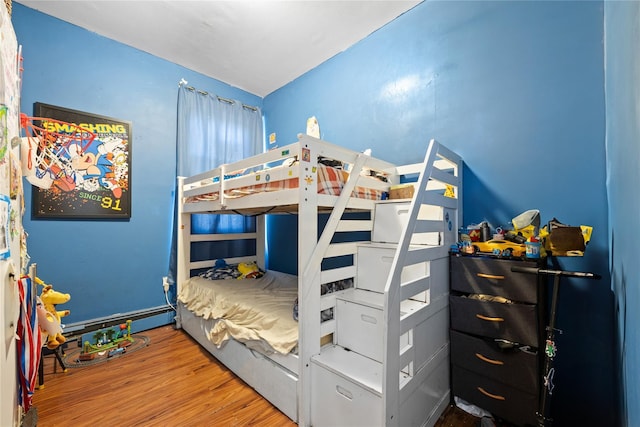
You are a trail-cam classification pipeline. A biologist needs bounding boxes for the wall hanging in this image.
[22,103,132,219]
[0,194,9,258]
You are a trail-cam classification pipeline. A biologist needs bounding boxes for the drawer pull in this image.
[361,314,377,324]
[477,386,506,401]
[476,314,504,322]
[475,353,504,365]
[336,385,353,400]
[476,273,505,280]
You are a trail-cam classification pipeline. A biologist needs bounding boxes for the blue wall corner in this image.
[265,1,615,425]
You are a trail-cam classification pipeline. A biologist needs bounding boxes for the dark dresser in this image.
[449,254,546,426]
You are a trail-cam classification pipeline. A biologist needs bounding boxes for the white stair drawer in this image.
[372,202,442,245]
[357,244,427,293]
[336,300,383,361]
[311,363,381,427]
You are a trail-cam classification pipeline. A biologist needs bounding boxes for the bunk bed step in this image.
[335,298,410,363]
[338,288,384,307]
[429,165,458,188]
[334,289,436,364]
[311,345,384,426]
[312,345,382,395]
[336,288,429,313]
[372,202,442,245]
[356,243,427,293]
[422,191,458,210]
[310,353,383,426]
[311,343,450,427]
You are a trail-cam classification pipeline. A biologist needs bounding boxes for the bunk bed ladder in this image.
[383,139,461,427]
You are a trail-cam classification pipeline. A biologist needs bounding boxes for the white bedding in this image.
[177,270,298,355]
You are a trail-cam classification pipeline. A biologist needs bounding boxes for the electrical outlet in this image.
[162,276,169,292]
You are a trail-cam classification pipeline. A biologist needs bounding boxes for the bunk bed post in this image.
[219,164,227,209]
[297,137,320,427]
[256,215,266,271]
[176,177,190,328]
[430,140,463,241]
[453,152,463,240]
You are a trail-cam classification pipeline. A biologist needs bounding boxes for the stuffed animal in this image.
[36,296,60,339]
[36,279,71,350]
[237,262,263,280]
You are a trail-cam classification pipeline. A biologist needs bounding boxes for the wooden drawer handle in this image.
[476,314,504,322]
[478,386,506,401]
[476,273,505,280]
[475,353,504,365]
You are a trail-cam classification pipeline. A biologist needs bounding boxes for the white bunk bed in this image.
[175,134,462,427]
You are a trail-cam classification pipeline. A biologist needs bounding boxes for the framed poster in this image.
[30,103,131,219]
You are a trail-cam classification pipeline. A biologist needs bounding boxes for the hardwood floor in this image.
[35,325,296,427]
[34,325,485,426]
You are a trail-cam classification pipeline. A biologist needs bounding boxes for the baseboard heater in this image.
[62,305,174,341]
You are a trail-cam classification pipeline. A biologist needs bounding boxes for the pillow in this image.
[198,260,265,281]
[199,263,241,280]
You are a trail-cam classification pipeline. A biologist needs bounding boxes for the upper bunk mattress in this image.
[178,270,298,355]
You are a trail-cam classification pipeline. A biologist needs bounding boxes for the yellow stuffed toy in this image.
[36,278,71,350]
[237,262,263,280]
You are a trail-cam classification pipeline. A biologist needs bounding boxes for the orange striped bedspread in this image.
[185,164,384,203]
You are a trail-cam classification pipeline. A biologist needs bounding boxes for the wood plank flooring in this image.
[34,325,485,426]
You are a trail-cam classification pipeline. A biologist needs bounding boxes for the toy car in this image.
[472,239,527,258]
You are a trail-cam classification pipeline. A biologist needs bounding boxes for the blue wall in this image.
[604,2,640,426]
[265,1,615,425]
[12,1,622,425]
[12,4,262,328]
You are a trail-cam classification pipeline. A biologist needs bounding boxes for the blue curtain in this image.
[177,86,263,178]
[168,85,263,287]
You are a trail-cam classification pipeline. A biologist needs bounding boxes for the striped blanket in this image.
[187,163,384,202]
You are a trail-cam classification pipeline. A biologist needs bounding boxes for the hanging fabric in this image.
[167,83,264,288]
[16,275,42,413]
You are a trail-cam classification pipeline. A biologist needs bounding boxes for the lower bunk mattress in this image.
[178,269,298,355]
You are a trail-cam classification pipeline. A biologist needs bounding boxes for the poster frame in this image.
[31,102,132,220]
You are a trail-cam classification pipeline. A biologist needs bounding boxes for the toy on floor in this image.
[35,278,71,350]
[79,320,133,361]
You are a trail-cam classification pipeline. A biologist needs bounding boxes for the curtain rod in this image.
[178,79,258,112]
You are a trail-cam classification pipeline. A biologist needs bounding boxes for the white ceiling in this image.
[15,1,421,97]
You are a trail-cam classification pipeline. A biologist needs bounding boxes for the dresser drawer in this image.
[450,256,540,303]
[450,330,538,392]
[452,365,538,426]
[449,295,539,347]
